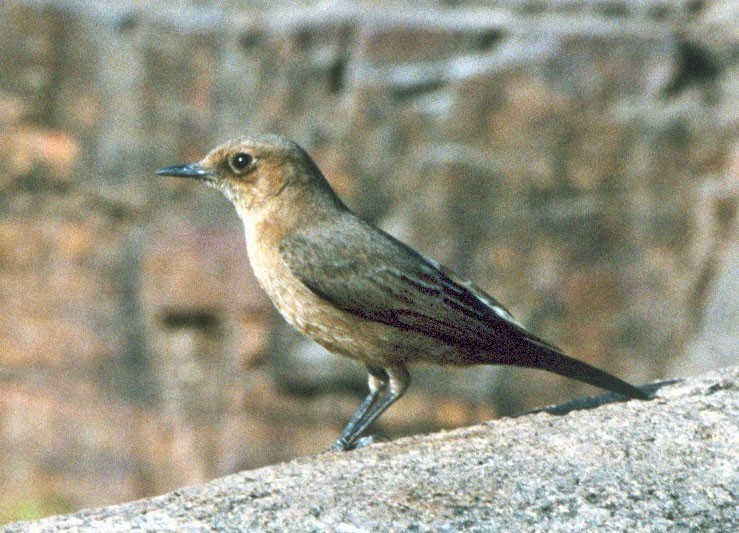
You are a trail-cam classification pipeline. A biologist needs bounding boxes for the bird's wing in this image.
[279,215,648,401]
[278,215,536,353]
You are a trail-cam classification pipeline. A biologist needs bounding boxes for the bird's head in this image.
[156,134,339,217]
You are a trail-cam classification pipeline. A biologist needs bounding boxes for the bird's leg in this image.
[330,365,386,451]
[330,365,410,451]
[347,365,409,444]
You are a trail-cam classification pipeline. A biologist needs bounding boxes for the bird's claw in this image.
[328,433,391,452]
[354,433,391,448]
[329,438,352,452]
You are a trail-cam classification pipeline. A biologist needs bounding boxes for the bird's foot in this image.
[354,433,391,449]
[328,438,352,452]
[328,433,391,452]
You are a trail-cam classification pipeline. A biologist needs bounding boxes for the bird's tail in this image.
[497,340,648,400]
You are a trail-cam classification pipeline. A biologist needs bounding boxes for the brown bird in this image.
[156,134,648,451]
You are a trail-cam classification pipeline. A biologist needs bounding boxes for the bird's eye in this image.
[229,152,253,173]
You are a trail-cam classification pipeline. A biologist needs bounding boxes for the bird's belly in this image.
[251,254,450,365]
[244,227,465,367]
[267,271,409,363]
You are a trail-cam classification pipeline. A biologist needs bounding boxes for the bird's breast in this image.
[243,221,371,356]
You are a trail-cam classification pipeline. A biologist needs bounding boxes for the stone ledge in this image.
[5,366,738,531]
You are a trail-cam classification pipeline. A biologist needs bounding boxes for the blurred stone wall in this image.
[0,0,737,520]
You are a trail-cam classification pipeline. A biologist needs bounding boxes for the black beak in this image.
[156,163,213,179]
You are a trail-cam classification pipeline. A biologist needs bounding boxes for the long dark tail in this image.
[499,341,648,400]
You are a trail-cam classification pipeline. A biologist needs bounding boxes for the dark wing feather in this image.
[278,215,528,352]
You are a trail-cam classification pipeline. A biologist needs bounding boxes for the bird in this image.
[156,134,648,451]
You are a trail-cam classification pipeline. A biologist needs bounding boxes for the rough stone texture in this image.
[3,367,738,532]
[0,0,737,520]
